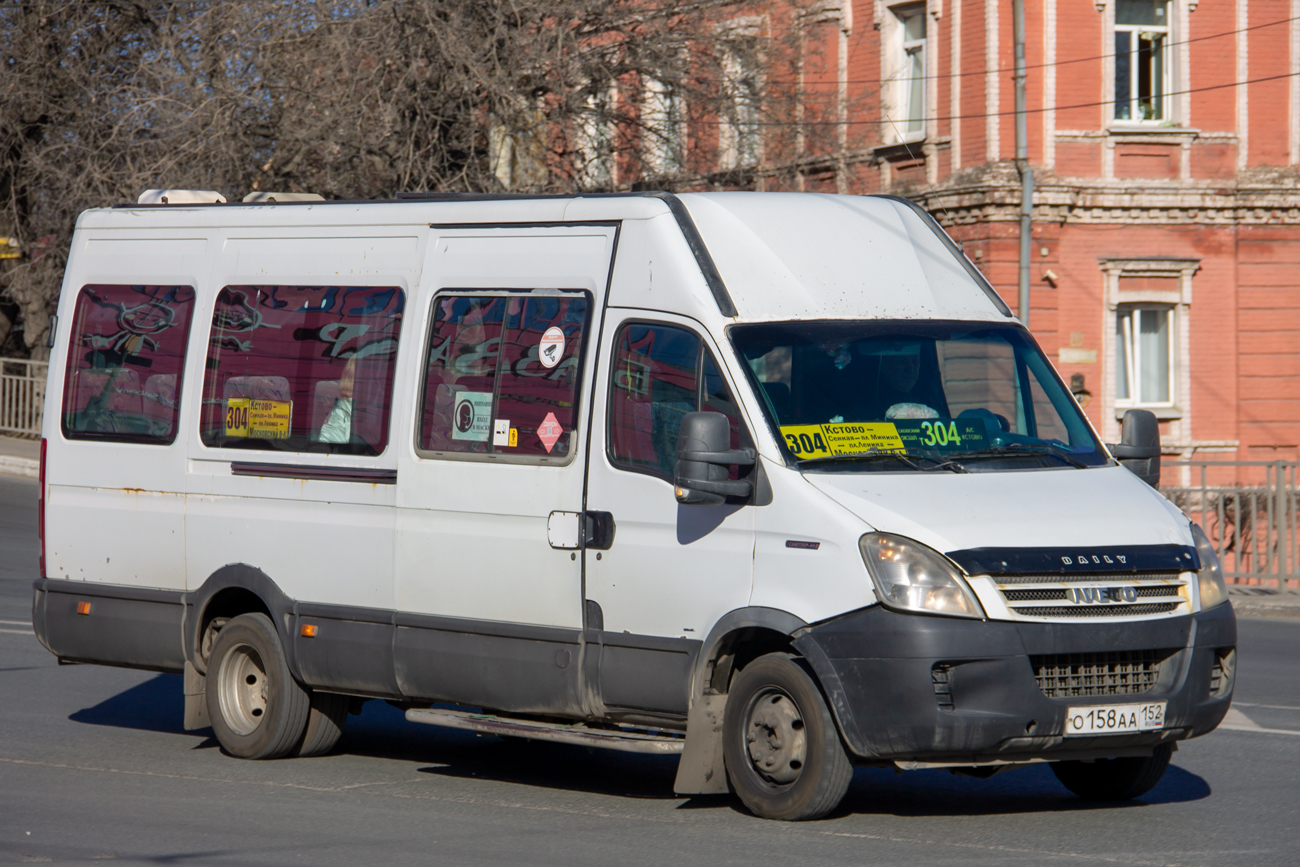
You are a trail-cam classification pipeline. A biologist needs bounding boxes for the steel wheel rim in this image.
[743,687,808,787]
[217,642,269,736]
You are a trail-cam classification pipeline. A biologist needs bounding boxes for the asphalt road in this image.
[1,474,1298,866]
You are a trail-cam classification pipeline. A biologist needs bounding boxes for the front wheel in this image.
[205,613,310,759]
[723,653,853,821]
[1051,743,1173,800]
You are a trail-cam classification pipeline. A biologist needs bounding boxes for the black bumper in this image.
[793,602,1236,764]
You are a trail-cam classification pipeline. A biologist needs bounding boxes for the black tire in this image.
[723,653,853,821]
[293,692,349,758]
[1051,743,1173,800]
[205,613,310,759]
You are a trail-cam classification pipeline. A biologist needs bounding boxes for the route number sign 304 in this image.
[1064,702,1166,736]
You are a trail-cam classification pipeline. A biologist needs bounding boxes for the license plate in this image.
[1065,702,1166,735]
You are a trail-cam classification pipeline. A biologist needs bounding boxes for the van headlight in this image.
[1191,523,1229,610]
[860,533,984,619]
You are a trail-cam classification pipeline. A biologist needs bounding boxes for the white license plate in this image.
[1065,702,1166,735]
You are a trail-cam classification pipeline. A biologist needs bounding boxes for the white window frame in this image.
[1099,257,1198,446]
[717,18,764,171]
[574,85,617,190]
[642,74,686,178]
[882,2,928,144]
[1107,0,1174,126]
[1115,305,1175,409]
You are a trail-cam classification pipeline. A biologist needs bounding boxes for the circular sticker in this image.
[539,326,565,369]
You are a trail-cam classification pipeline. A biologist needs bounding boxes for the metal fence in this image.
[1164,461,1300,591]
[0,357,47,438]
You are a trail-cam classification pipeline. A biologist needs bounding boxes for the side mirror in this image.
[1109,409,1161,488]
[674,411,756,505]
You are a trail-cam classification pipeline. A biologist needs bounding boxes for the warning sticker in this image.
[780,422,906,459]
[493,419,512,446]
[225,398,292,439]
[539,326,565,369]
[452,391,493,442]
[537,412,563,453]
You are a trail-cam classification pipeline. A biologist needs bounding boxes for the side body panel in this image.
[44,232,211,591]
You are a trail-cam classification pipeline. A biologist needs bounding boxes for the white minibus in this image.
[33,191,1235,820]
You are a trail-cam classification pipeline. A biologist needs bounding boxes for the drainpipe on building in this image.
[1013,0,1033,326]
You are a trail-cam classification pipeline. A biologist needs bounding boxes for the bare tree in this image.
[1,0,852,355]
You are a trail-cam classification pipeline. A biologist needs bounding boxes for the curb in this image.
[0,456,38,479]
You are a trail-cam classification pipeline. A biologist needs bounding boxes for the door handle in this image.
[583,511,616,550]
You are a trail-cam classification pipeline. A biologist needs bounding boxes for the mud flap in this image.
[183,660,210,730]
[672,692,728,794]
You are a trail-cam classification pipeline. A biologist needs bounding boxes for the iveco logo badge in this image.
[1061,554,1127,565]
[1069,586,1139,604]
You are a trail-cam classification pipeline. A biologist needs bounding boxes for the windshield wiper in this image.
[944,442,1089,469]
[796,449,966,473]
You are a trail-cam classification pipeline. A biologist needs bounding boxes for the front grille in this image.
[1016,602,1181,618]
[1032,648,1176,698]
[996,571,1182,585]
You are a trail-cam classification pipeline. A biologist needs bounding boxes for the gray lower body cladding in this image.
[794,602,1237,764]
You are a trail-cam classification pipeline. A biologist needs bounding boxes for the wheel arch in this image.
[184,565,296,676]
[674,607,807,795]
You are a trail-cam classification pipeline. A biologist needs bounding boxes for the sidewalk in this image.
[0,435,39,478]
[1229,587,1300,621]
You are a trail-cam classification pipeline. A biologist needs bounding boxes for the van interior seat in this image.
[222,375,292,403]
[71,368,144,417]
[142,374,177,422]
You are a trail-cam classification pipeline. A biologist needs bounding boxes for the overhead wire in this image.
[691,70,1300,127]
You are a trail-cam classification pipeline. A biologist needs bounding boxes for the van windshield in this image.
[730,320,1107,472]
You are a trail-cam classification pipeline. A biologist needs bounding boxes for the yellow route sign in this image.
[780,422,906,459]
[225,398,292,439]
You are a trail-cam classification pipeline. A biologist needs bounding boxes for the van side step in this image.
[405,708,685,755]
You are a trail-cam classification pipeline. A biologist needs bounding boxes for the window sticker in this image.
[451,390,493,441]
[779,419,988,459]
[538,326,565,369]
[493,418,513,446]
[537,412,563,453]
[224,398,292,439]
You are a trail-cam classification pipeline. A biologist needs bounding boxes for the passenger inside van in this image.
[316,357,356,444]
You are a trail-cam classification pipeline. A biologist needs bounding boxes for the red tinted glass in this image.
[607,323,700,479]
[419,293,589,459]
[200,285,403,455]
[61,284,195,443]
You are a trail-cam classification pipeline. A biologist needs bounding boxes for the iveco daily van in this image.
[33,191,1235,820]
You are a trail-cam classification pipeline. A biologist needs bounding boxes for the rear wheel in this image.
[1051,743,1173,800]
[205,613,310,759]
[723,653,853,821]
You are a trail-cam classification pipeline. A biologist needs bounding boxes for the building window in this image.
[1115,305,1174,406]
[642,76,684,178]
[881,3,926,142]
[574,87,615,190]
[899,6,926,135]
[719,37,761,170]
[1114,0,1169,122]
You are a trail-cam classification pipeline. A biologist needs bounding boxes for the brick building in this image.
[659,0,1300,474]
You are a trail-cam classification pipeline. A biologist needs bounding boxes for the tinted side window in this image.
[199,285,404,455]
[418,293,589,460]
[608,323,700,479]
[61,284,196,444]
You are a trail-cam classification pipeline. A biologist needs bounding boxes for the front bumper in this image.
[793,602,1236,764]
